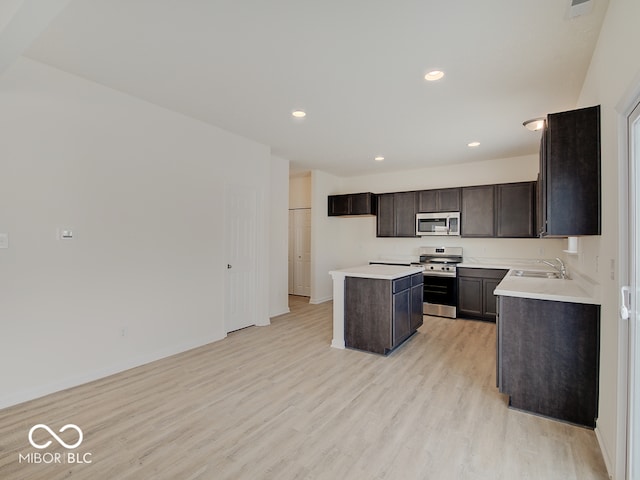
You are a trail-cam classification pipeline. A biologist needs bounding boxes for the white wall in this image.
[342,154,541,193]
[270,155,290,317]
[310,155,565,303]
[0,57,287,408]
[310,170,347,303]
[573,0,640,477]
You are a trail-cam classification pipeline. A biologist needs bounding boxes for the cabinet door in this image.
[418,188,460,212]
[376,194,395,237]
[496,182,535,238]
[410,281,424,331]
[392,288,411,347]
[458,277,483,317]
[438,188,461,211]
[544,105,601,236]
[482,278,502,320]
[461,185,495,237]
[418,190,438,212]
[394,191,417,237]
[350,193,373,215]
[328,195,350,216]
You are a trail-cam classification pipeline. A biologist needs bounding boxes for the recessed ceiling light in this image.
[424,70,445,81]
[292,110,306,118]
[523,117,545,131]
[374,156,385,162]
[468,141,481,147]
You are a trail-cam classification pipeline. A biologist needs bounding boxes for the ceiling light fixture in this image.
[523,117,545,132]
[467,141,480,147]
[424,70,445,82]
[374,156,385,162]
[292,110,306,118]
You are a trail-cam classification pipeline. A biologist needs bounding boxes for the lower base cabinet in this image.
[345,273,423,355]
[457,268,508,321]
[497,295,600,428]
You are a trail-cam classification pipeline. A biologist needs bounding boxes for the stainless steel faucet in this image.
[540,257,567,279]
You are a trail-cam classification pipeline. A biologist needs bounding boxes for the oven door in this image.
[423,274,457,318]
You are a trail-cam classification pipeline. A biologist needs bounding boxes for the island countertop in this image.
[329,264,424,280]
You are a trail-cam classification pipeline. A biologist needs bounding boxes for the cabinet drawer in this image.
[392,276,412,293]
[411,273,424,286]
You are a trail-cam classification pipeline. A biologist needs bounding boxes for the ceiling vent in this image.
[568,0,594,18]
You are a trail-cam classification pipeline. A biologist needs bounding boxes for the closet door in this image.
[290,209,311,296]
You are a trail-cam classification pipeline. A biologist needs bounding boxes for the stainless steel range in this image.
[419,246,463,318]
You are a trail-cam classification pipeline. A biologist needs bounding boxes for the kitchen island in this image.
[329,264,424,354]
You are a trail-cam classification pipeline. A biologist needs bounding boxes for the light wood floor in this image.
[0,296,608,480]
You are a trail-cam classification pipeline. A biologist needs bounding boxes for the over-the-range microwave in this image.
[416,212,460,236]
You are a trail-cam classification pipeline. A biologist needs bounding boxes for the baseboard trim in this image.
[309,296,332,305]
[594,426,615,479]
[269,307,290,318]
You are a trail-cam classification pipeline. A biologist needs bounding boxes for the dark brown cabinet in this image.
[461,185,496,237]
[345,273,423,355]
[418,188,461,212]
[497,295,600,428]
[328,192,376,216]
[461,182,536,238]
[376,192,417,237]
[496,182,536,237]
[457,268,508,321]
[539,105,601,236]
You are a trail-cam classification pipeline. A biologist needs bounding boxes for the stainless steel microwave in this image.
[416,212,460,236]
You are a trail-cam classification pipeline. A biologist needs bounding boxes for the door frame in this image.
[627,100,640,480]
[617,79,640,480]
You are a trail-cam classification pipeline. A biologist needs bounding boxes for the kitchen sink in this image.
[510,270,563,279]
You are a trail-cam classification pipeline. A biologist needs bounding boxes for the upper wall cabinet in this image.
[461,185,496,237]
[496,182,536,238]
[539,105,601,236]
[461,182,536,238]
[376,192,418,237]
[328,192,377,216]
[418,188,461,212]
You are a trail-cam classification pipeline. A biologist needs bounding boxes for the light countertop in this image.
[494,273,599,305]
[329,264,424,280]
[457,257,600,305]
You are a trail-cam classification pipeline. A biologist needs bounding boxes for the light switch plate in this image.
[0,233,7,248]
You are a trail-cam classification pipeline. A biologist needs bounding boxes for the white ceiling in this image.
[10,0,609,176]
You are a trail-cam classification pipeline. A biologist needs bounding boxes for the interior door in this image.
[225,185,257,333]
[291,208,311,296]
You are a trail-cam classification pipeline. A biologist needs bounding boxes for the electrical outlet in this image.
[0,233,8,249]
[120,327,126,337]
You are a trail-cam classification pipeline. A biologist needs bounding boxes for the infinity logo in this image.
[28,424,83,450]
